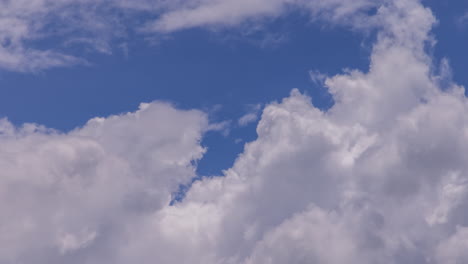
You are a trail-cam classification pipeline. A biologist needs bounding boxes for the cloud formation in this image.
[2,0,468,263]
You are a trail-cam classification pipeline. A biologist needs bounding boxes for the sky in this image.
[1,0,468,263]
[0,9,368,176]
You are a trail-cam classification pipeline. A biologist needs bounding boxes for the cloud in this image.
[0,0,381,72]
[456,12,468,28]
[309,70,328,85]
[436,227,468,264]
[238,104,262,127]
[3,0,468,263]
[238,113,258,127]
[0,0,145,72]
[0,102,208,263]
[208,120,232,137]
[0,0,97,71]
[145,0,380,33]
[118,1,468,263]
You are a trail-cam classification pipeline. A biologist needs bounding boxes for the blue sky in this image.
[0,11,370,175]
[3,1,468,263]
[1,1,467,177]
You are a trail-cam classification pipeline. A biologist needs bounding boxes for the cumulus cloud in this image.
[0,102,208,263]
[2,0,468,263]
[123,1,468,263]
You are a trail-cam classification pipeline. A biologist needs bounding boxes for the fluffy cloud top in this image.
[0,102,208,263]
[2,0,468,263]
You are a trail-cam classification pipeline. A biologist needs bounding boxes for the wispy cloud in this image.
[456,11,468,28]
[0,0,381,72]
[238,104,262,127]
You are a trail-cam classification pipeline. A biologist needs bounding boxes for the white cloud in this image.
[238,104,262,127]
[0,0,381,72]
[456,12,468,28]
[238,113,258,127]
[118,1,468,263]
[309,70,328,85]
[436,227,468,264]
[0,102,208,263]
[2,0,468,263]
[145,0,379,33]
[207,120,232,137]
[0,0,96,71]
[244,206,363,264]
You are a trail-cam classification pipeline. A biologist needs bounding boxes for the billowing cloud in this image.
[2,0,468,263]
[0,102,208,263]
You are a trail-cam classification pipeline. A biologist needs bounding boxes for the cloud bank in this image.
[2,0,468,263]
